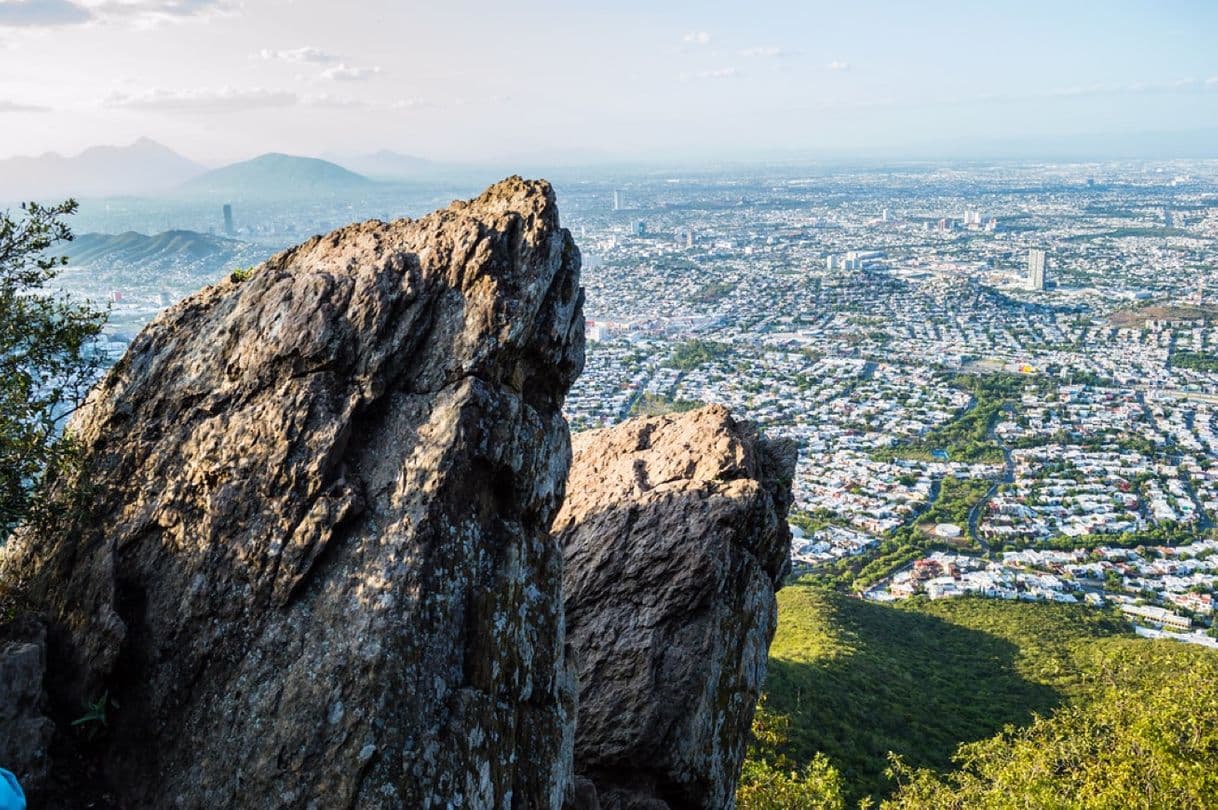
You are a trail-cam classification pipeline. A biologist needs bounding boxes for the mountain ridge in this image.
[178,152,374,198]
[0,138,204,201]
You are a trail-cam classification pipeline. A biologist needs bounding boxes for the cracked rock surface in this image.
[3,177,584,809]
[554,406,796,810]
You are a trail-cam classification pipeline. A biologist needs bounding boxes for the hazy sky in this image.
[0,0,1216,164]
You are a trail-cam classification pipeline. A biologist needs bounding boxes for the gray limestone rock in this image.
[1,177,585,809]
[555,406,796,809]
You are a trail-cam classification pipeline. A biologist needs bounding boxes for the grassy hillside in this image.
[745,586,1218,806]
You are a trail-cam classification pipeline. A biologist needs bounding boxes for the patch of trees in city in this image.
[666,338,734,370]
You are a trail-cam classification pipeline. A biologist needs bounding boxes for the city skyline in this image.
[0,0,1215,164]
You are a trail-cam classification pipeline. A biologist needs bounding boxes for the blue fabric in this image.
[0,769,25,810]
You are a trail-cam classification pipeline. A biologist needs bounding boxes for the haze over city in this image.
[1,0,1217,164]
[2,2,1218,808]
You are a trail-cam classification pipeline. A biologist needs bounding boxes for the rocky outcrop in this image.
[0,616,55,792]
[554,406,796,809]
[2,177,584,808]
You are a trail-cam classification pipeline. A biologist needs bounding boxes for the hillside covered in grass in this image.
[739,586,1218,807]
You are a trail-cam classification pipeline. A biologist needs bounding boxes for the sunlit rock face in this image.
[555,406,796,810]
[4,177,584,809]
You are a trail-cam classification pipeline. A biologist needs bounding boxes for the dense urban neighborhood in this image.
[60,160,1218,644]
[557,161,1218,644]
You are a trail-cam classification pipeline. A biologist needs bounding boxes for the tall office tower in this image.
[612,190,623,211]
[1027,248,1046,291]
[1163,208,1174,228]
[222,203,234,236]
[632,220,646,237]
[685,229,694,248]
[881,208,891,223]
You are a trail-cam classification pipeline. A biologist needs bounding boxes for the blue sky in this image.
[0,0,1214,163]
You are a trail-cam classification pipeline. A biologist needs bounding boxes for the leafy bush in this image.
[0,200,107,539]
[743,586,1215,806]
[737,699,846,810]
[883,650,1218,809]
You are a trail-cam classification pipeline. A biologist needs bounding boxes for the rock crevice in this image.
[0,182,796,810]
[3,177,585,809]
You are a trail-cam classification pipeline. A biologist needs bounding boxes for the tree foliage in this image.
[737,698,847,810]
[744,587,1217,807]
[883,650,1218,809]
[0,200,106,538]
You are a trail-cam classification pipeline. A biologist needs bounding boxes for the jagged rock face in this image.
[3,178,584,808]
[0,617,55,792]
[554,406,796,810]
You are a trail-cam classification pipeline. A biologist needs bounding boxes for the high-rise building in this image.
[612,191,623,211]
[1027,248,1046,291]
[222,203,234,236]
[632,220,646,237]
[1163,208,1174,228]
[881,208,890,223]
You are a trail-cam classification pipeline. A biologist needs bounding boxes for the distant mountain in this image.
[65,230,269,275]
[327,150,437,180]
[180,153,373,198]
[0,138,205,202]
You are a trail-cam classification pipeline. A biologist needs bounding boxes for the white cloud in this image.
[321,63,382,82]
[259,46,337,64]
[302,93,369,109]
[1043,77,1217,99]
[827,60,850,71]
[681,67,738,81]
[682,31,711,45]
[739,46,784,58]
[0,98,51,112]
[0,0,231,28]
[390,97,438,110]
[103,86,297,113]
[0,0,93,26]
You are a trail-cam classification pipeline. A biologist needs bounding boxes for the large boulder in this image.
[1,177,585,808]
[554,406,796,809]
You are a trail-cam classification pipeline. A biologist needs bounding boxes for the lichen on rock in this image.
[555,406,796,809]
[2,177,585,808]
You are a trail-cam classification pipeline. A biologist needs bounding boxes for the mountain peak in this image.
[179,152,372,197]
[0,139,203,201]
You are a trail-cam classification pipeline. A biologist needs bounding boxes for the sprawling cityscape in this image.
[46,159,1218,649]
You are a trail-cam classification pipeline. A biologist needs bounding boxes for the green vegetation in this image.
[0,200,107,539]
[998,520,1202,553]
[666,338,733,370]
[741,587,1218,807]
[692,280,736,303]
[884,650,1218,808]
[803,477,991,592]
[915,477,991,537]
[629,392,704,417]
[737,700,846,809]
[229,265,255,283]
[70,689,116,742]
[884,373,1031,465]
[1172,349,1218,373]
[788,508,848,536]
[1100,226,1191,239]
